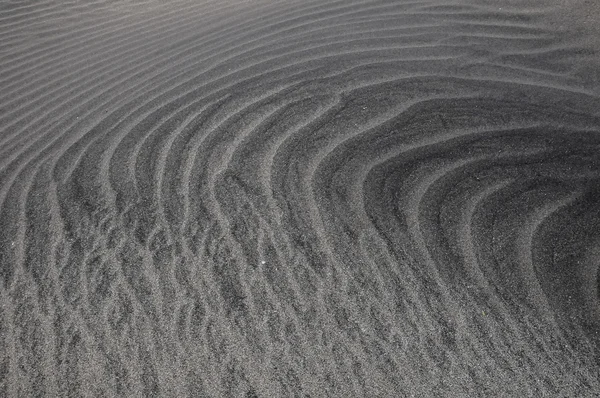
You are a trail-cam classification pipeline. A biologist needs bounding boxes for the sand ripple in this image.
[0,0,599,396]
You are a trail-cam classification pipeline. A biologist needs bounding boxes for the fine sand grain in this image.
[0,0,599,396]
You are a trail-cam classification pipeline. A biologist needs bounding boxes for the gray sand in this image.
[0,0,599,396]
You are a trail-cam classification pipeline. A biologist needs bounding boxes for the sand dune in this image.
[1,0,599,396]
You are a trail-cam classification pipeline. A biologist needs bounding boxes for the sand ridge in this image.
[0,0,599,396]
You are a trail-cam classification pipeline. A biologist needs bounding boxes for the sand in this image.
[0,0,599,396]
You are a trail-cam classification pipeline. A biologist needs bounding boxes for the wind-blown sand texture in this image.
[1,0,599,396]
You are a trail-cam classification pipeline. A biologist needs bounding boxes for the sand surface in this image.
[1,0,599,396]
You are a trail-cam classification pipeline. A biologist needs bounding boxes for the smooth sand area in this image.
[0,0,599,396]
